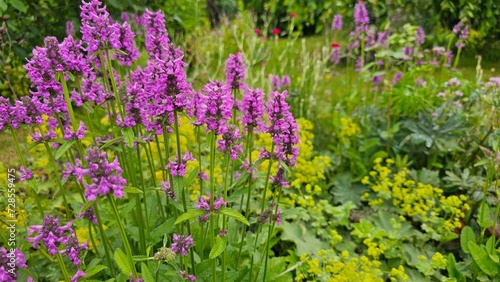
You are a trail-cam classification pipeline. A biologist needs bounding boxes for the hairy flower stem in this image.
[196,126,204,196]
[87,221,100,257]
[453,47,462,69]
[104,49,125,118]
[107,194,138,277]
[42,141,71,216]
[262,191,283,281]
[209,131,217,281]
[10,127,44,217]
[93,202,116,276]
[173,111,196,275]
[236,128,254,265]
[56,251,71,282]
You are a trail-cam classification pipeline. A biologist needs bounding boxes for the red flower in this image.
[290,13,297,18]
[272,28,281,35]
[254,29,262,35]
[331,42,340,48]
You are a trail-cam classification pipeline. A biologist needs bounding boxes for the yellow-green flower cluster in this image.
[361,158,470,235]
[294,249,408,282]
[339,117,362,144]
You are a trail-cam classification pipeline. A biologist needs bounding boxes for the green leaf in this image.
[80,201,95,215]
[66,72,75,81]
[219,207,249,226]
[141,263,154,282]
[151,218,175,240]
[185,167,199,188]
[114,248,132,275]
[55,140,75,160]
[85,265,108,278]
[122,127,135,148]
[460,226,475,254]
[174,209,205,224]
[209,236,226,259]
[172,176,184,201]
[468,241,500,276]
[277,159,291,174]
[124,186,143,194]
[0,0,8,11]
[478,202,493,228]
[447,253,465,282]
[9,0,27,13]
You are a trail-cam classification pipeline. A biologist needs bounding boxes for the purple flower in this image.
[0,247,27,281]
[415,78,427,87]
[80,0,118,56]
[0,97,12,131]
[121,12,129,22]
[452,21,462,35]
[76,206,98,225]
[161,181,178,201]
[270,168,289,188]
[165,151,196,177]
[266,91,300,166]
[330,47,341,64]
[354,2,369,31]
[71,269,87,282]
[60,233,88,266]
[26,215,73,255]
[112,22,140,66]
[19,165,33,181]
[271,75,281,91]
[200,81,233,135]
[241,87,265,131]
[226,52,245,90]
[332,14,342,30]
[281,76,291,87]
[257,202,281,225]
[171,234,194,256]
[59,35,90,76]
[372,75,381,85]
[217,125,243,160]
[392,72,403,86]
[415,27,425,46]
[63,146,126,201]
[142,9,170,59]
[66,21,75,36]
[376,30,390,48]
[195,193,226,222]
[178,270,197,281]
[63,121,87,140]
[460,26,469,40]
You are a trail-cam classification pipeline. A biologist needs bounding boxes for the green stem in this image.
[209,131,216,282]
[42,141,71,217]
[453,47,462,69]
[107,194,138,277]
[93,201,116,276]
[104,49,125,118]
[56,251,71,282]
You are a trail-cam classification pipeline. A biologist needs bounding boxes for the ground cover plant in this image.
[1,0,500,281]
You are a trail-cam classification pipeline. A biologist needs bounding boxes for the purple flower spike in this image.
[241,87,265,132]
[0,247,27,281]
[66,21,75,36]
[80,0,118,56]
[354,2,369,31]
[142,9,170,59]
[271,75,281,91]
[26,215,73,255]
[415,27,425,47]
[178,270,197,281]
[201,81,233,135]
[112,22,140,66]
[63,146,126,201]
[332,14,342,30]
[166,151,196,177]
[226,52,246,90]
[77,206,98,225]
[217,125,243,160]
[60,233,88,266]
[171,234,194,256]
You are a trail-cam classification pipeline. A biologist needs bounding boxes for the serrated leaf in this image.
[0,0,7,11]
[185,167,199,188]
[174,209,205,224]
[141,263,154,282]
[460,226,475,254]
[219,207,249,225]
[209,236,226,259]
[478,202,493,228]
[468,241,500,276]
[82,102,94,113]
[125,186,143,194]
[85,265,108,278]
[9,0,27,13]
[172,176,184,201]
[277,159,291,174]
[114,248,132,275]
[474,159,490,167]
[122,127,135,148]
[66,72,75,81]
[55,140,75,159]
[151,218,175,240]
